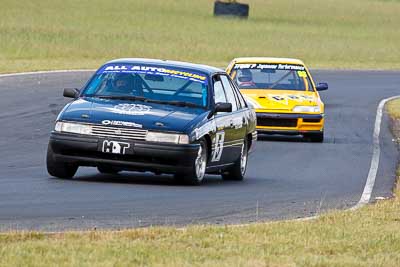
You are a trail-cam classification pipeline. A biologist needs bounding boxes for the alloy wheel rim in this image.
[240,142,248,175]
[195,144,206,180]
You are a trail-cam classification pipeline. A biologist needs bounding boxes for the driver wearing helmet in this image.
[101,73,144,96]
[113,73,133,94]
[237,69,256,87]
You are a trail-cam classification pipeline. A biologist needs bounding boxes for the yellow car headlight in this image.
[55,121,92,135]
[145,132,189,144]
[292,105,321,113]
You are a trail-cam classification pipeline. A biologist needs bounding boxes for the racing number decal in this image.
[272,96,285,101]
[211,131,225,162]
[297,70,308,78]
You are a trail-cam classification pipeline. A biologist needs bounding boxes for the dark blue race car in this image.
[47,58,257,185]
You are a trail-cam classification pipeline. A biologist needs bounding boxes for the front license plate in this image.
[99,139,133,155]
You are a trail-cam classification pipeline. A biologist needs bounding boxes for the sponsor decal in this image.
[98,64,208,84]
[102,140,130,155]
[269,95,289,105]
[287,95,314,101]
[103,103,152,115]
[234,63,305,71]
[102,120,143,128]
[268,94,314,104]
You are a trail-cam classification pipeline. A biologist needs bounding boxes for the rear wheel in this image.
[97,165,121,174]
[46,145,78,179]
[305,132,324,143]
[174,139,208,185]
[222,139,248,181]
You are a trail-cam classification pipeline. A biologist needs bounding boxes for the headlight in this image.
[292,105,321,113]
[54,121,92,135]
[146,132,189,144]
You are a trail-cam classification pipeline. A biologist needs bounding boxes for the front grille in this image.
[90,125,147,140]
[257,118,298,128]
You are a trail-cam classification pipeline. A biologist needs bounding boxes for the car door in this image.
[209,75,231,166]
[230,76,256,147]
[219,74,247,163]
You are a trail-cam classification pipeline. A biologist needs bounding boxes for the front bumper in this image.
[49,132,200,174]
[255,112,324,134]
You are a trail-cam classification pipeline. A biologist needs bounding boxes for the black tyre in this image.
[222,138,248,181]
[174,139,208,185]
[97,165,121,174]
[305,132,324,143]
[46,145,78,179]
[214,1,249,18]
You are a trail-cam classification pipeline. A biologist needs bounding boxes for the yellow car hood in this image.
[241,89,319,111]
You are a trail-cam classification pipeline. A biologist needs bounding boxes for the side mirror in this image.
[207,102,233,119]
[63,88,80,98]
[215,102,232,113]
[316,82,328,91]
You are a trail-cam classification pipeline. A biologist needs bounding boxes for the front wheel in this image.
[174,139,208,185]
[222,139,248,181]
[46,145,78,179]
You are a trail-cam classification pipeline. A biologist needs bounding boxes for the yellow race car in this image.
[226,57,328,142]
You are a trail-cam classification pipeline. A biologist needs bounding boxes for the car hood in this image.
[59,97,206,132]
[240,89,320,112]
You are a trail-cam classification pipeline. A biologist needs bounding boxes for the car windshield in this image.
[231,63,314,91]
[82,64,209,108]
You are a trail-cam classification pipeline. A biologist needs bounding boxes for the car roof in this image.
[230,57,305,65]
[105,58,224,75]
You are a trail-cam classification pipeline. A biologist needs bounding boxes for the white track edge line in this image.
[237,94,400,226]
[350,95,400,210]
[292,94,400,222]
[2,95,399,233]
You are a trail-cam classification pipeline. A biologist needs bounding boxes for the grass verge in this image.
[1,0,400,73]
[1,100,400,266]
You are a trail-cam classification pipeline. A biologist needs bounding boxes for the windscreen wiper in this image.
[94,96,202,108]
[166,101,202,108]
[96,95,148,102]
[146,100,202,108]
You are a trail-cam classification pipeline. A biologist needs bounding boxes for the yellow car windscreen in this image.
[231,63,314,91]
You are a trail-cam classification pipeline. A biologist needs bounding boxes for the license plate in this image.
[99,140,132,155]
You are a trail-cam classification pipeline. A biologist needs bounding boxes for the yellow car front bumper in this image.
[255,112,324,134]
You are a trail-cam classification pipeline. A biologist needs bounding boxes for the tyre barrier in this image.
[213,1,249,18]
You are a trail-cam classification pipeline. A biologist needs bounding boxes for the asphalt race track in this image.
[0,70,399,231]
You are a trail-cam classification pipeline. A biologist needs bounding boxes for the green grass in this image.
[0,99,400,266]
[1,0,400,73]
[1,189,400,266]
